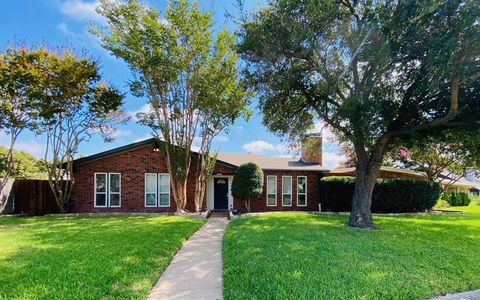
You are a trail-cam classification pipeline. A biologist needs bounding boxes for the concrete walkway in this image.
[432,289,480,300]
[148,214,229,300]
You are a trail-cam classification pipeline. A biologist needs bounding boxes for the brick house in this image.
[71,136,328,213]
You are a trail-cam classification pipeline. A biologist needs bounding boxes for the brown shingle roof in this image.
[216,153,328,171]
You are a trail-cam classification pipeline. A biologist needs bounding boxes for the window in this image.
[297,176,307,206]
[282,176,292,206]
[94,173,107,207]
[266,176,277,206]
[158,174,170,207]
[145,173,157,207]
[109,173,121,207]
[94,172,121,207]
[144,173,170,207]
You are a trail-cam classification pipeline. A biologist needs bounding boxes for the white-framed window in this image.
[282,176,292,206]
[297,176,307,206]
[266,175,277,206]
[158,173,170,207]
[94,173,107,207]
[94,172,121,208]
[145,173,158,207]
[144,173,171,207]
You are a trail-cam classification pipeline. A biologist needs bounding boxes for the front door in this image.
[214,178,229,210]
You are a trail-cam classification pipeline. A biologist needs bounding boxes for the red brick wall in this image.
[72,144,234,213]
[72,143,323,213]
[233,170,322,212]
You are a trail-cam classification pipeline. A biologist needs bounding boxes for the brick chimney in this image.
[300,134,322,165]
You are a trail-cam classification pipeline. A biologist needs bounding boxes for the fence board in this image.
[13,180,60,215]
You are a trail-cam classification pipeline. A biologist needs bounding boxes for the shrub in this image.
[231,162,264,212]
[442,192,472,206]
[435,199,450,209]
[319,176,440,213]
[470,195,480,206]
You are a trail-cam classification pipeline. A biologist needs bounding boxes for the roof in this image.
[216,152,328,171]
[71,138,159,167]
[71,138,327,172]
[325,166,426,179]
[438,173,480,188]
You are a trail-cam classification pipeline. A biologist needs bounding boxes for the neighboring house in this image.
[325,166,426,180]
[328,166,479,195]
[71,136,328,213]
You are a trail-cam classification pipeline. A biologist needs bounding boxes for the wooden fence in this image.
[13,180,60,215]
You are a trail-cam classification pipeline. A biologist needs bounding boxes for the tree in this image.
[237,0,480,227]
[93,0,250,213]
[389,130,480,192]
[0,47,45,191]
[231,162,264,212]
[38,49,124,213]
[0,146,47,179]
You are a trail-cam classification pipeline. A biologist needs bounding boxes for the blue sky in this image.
[0,0,342,168]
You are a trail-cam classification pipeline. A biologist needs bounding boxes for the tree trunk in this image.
[348,137,388,228]
[172,180,188,213]
[348,164,378,228]
[245,197,250,212]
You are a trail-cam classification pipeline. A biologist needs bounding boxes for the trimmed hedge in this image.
[441,192,472,206]
[319,176,440,213]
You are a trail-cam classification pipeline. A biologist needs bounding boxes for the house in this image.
[328,166,480,195]
[71,135,328,213]
[325,166,427,180]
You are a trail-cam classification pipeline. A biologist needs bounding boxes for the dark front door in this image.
[214,178,229,210]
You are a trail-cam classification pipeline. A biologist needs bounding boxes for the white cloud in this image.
[214,135,229,142]
[234,126,243,134]
[242,140,286,154]
[110,129,132,139]
[309,121,337,143]
[0,131,45,158]
[60,0,105,23]
[134,133,153,143]
[128,103,152,121]
[14,141,45,158]
[322,151,344,169]
[57,22,75,36]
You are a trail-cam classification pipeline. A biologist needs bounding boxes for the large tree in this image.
[238,0,480,227]
[39,49,124,213]
[93,0,250,212]
[0,47,45,190]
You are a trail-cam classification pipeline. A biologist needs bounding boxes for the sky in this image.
[0,0,343,169]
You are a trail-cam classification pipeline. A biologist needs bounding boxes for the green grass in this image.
[0,215,204,300]
[223,207,480,300]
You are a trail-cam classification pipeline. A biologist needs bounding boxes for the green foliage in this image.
[223,209,480,299]
[434,199,450,209]
[0,146,46,179]
[319,176,440,212]
[238,0,480,146]
[231,162,264,211]
[0,47,46,133]
[442,192,472,207]
[470,195,480,206]
[0,216,204,299]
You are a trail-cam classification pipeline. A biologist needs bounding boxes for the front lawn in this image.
[223,207,480,299]
[0,215,204,299]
